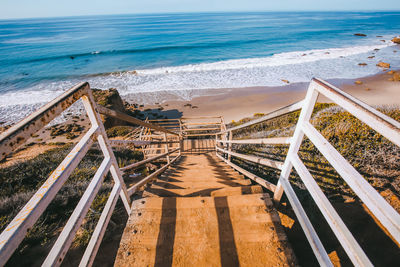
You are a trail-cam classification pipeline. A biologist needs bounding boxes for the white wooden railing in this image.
[0,83,181,266]
[216,78,400,266]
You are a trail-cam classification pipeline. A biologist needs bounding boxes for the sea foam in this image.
[0,41,398,124]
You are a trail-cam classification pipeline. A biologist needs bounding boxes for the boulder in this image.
[354,33,367,37]
[376,62,390,68]
[358,63,367,66]
[281,79,290,84]
[354,80,363,85]
[393,72,400,82]
[92,88,128,128]
[392,37,400,44]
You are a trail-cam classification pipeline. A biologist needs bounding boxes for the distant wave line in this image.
[3,38,272,65]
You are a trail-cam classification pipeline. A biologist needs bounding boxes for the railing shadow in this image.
[214,196,239,267]
[154,198,177,267]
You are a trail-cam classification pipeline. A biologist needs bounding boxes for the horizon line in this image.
[1,9,400,21]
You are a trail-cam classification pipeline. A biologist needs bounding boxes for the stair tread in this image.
[115,193,296,267]
[115,152,297,266]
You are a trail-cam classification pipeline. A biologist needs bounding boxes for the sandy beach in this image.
[141,69,400,122]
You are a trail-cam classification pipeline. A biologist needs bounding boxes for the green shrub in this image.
[106,126,134,137]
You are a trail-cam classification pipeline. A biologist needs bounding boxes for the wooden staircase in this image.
[114,152,298,266]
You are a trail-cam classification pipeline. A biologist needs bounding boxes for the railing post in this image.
[164,133,170,164]
[273,82,319,202]
[215,133,219,156]
[179,135,184,155]
[227,130,232,162]
[82,92,132,214]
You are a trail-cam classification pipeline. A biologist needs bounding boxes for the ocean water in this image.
[0,12,400,123]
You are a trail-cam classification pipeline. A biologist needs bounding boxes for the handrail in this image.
[220,100,303,134]
[120,147,180,172]
[127,153,180,196]
[183,127,221,131]
[0,83,135,266]
[181,122,222,126]
[148,118,180,122]
[184,133,218,137]
[110,139,179,146]
[180,116,222,119]
[0,82,90,161]
[216,146,283,170]
[216,153,276,192]
[312,78,400,146]
[97,105,179,136]
[215,78,400,266]
[217,137,291,145]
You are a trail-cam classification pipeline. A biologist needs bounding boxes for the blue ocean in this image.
[0,12,400,123]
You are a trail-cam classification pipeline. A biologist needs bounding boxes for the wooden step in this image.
[115,193,297,266]
[142,187,226,197]
[157,174,246,182]
[153,180,252,189]
[211,185,263,197]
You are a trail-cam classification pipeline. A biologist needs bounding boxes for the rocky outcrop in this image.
[92,88,145,128]
[376,62,390,68]
[392,37,400,44]
[92,88,128,128]
[388,71,400,82]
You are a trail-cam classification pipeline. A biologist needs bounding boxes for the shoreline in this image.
[2,69,398,167]
[139,69,400,122]
[1,69,399,128]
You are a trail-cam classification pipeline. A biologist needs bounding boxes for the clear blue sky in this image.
[1,0,400,19]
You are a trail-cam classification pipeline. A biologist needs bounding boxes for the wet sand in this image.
[142,70,400,122]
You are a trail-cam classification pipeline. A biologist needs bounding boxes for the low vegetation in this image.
[229,103,400,204]
[0,144,143,265]
[106,126,136,137]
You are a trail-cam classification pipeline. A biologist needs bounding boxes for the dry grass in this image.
[0,144,143,265]
[229,103,400,200]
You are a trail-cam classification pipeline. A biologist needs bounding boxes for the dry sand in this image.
[143,70,400,122]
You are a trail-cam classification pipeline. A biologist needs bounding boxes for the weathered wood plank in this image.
[216,146,283,170]
[217,137,291,145]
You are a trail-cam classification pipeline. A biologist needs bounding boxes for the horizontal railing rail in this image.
[220,101,303,134]
[215,77,400,266]
[120,147,180,172]
[217,137,291,145]
[216,146,283,169]
[179,116,224,139]
[0,82,89,161]
[127,153,180,195]
[97,105,179,136]
[216,153,276,192]
[109,139,179,147]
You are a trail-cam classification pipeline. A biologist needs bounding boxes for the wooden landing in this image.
[115,153,297,267]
